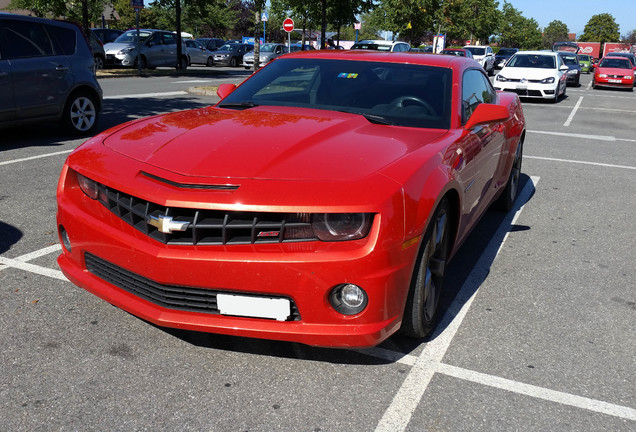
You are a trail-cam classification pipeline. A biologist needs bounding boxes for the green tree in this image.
[496,1,541,49]
[8,0,108,29]
[542,20,569,49]
[579,13,620,44]
[621,29,636,46]
[437,0,500,45]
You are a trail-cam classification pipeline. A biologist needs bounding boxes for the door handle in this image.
[56,65,69,71]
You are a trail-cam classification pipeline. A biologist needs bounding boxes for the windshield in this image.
[114,30,152,44]
[218,58,452,129]
[498,49,517,56]
[560,55,578,66]
[220,44,240,51]
[465,47,485,56]
[577,55,591,61]
[599,58,632,69]
[506,54,556,69]
[260,44,278,52]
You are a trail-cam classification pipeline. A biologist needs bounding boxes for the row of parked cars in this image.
[88,28,263,70]
[492,49,636,102]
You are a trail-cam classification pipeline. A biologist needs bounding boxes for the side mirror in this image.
[217,83,237,100]
[560,65,569,71]
[464,103,509,130]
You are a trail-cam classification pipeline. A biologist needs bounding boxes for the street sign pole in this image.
[283,18,294,50]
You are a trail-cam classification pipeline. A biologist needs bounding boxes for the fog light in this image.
[59,225,71,253]
[329,284,368,315]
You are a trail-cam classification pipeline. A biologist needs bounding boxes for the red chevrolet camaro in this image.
[57,51,525,347]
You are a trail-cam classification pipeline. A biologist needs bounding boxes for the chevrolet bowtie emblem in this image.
[146,215,190,234]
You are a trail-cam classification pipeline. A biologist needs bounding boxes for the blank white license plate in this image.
[608,79,622,83]
[217,294,291,321]
[516,85,527,90]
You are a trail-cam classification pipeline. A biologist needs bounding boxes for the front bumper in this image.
[105,52,135,67]
[594,76,635,89]
[494,80,559,99]
[56,167,415,348]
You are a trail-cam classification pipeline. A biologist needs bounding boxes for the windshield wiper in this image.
[362,114,393,125]
[218,101,259,110]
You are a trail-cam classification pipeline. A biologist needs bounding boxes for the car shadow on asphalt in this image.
[0,221,23,254]
[155,174,537,364]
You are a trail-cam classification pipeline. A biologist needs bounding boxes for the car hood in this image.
[597,67,634,75]
[499,67,558,79]
[101,106,447,182]
[104,42,135,53]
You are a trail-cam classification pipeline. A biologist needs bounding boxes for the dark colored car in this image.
[0,13,103,135]
[558,52,581,86]
[212,43,253,67]
[89,32,106,70]
[440,48,474,58]
[494,48,518,69]
[604,52,636,69]
[90,28,124,44]
[196,38,225,52]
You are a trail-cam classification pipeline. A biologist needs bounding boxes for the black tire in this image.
[94,55,104,70]
[495,138,523,211]
[206,57,214,67]
[230,57,238,67]
[401,199,451,338]
[62,91,99,136]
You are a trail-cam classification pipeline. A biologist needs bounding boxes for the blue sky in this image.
[507,0,634,37]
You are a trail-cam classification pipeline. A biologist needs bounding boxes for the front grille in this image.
[85,252,301,321]
[97,186,316,246]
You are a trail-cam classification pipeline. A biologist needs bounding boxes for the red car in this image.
[592,56,635,90]
[57,51,525,348]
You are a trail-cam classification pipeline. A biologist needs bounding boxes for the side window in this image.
[150,32,162,45]
[462,69,494,123]
[46,24,77,56]
[2,20,54,59]
[162,33,177,45]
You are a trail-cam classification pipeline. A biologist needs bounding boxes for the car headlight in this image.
[598,74,608,78]
[312,213,373,241]
[496,74,508,82]
[626,76,633,79]
[567,69,578,74]
[540,77,555,84]
[119,47,135,55]
[218,54,228,59]
[76,172,107,202]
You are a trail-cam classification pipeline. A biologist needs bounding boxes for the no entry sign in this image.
[283,18,294,33]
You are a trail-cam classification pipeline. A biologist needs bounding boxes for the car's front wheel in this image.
[206,57,214,67]
[401,198,451,338]
[230,57,238,67]
[94,55,104,70]
[62,91,99,136]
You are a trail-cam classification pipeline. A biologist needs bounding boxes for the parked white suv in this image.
[463,45,495,75]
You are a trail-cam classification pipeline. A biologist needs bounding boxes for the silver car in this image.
[0,13,102,135]
[104,29,188,70]
[242,43,288,69]
[184,39,214,66]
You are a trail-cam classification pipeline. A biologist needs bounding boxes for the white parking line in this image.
[374,177,539,432]
[104,91,188,99]
[526,155,636,170]
[0,256,66,280]
[0,149,73,166]
[437,363,636,421]
[528,129,636,143]
[563,96,583,127]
